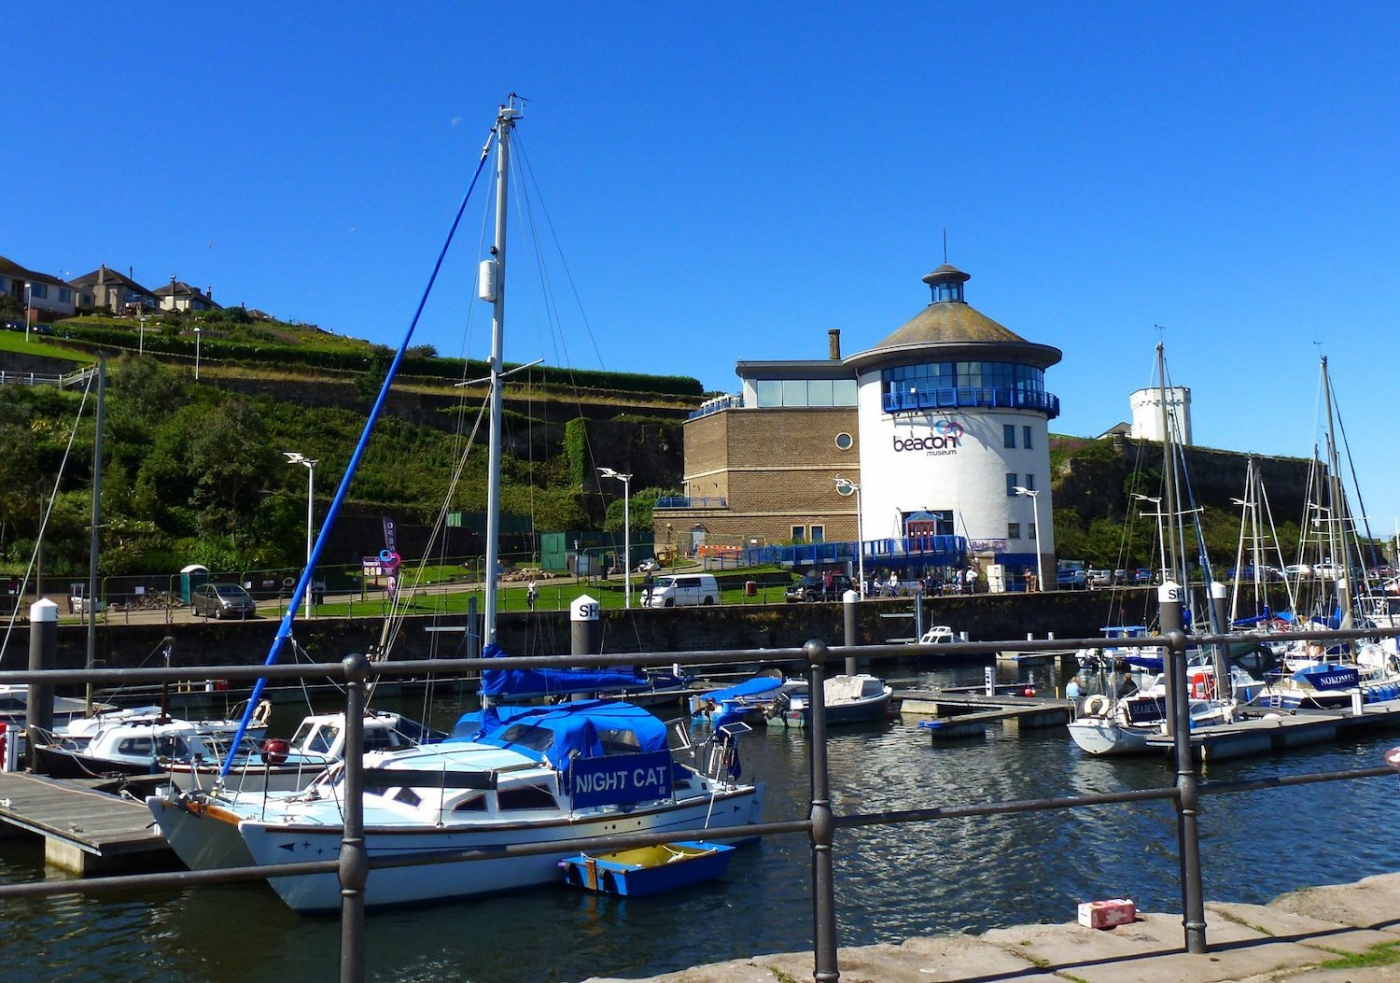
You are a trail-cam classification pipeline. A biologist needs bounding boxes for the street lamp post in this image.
[1013,486,1047,591]
[284,452,318,614]
[139,316,147,356]
[598,467,633,608]
[24,282,32,343]
[835,478,865,597]
[193,326,201,380]
[1133,494,1167,583]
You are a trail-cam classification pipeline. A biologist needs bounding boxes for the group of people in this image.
[868,567,980,598]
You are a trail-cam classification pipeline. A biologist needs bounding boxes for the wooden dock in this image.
[0,771,176,875]
[896,691,1074,740]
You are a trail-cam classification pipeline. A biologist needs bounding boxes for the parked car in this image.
[1086,569,1113,588]
[1313,561,1344,581]
[1056,568,1087,589]
[2,320,23,332]
[191,583,257,619]
[1130,568,1152,585]
[1230,565,1284,582]
[1284,564,1313,579]
[785,573,855,603]
[636,558,659,573]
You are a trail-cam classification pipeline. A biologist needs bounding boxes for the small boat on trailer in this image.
[560,841,735,897]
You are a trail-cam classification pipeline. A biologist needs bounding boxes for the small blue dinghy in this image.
[559,840,735,897]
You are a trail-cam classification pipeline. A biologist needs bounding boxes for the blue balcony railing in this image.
[655,496,728,510]
[881,387,1060,419]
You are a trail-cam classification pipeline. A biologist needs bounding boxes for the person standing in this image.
[527,579,538,611]
[643,570,654,604]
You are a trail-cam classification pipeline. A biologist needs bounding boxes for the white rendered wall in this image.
[854,371,1055,561]
[1130,387,1192,444]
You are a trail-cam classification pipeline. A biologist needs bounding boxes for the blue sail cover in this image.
[449,699,669,770]
[698,675,783,704]
[478,642,647,699]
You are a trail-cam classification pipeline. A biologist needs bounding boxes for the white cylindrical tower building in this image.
[1129,386,1192,444]
[844,264,1062,587]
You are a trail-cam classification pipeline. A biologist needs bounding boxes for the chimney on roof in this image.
[97,265,107,286]
[828,329,841,360]
[206,285,212,300]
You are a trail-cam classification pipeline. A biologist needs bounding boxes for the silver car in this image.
[191,583,257,619]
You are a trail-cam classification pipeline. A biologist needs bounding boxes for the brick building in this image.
[658,263,1063,590]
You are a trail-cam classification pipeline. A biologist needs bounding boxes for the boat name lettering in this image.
[568,750,673,807]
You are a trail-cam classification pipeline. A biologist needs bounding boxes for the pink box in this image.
[1077,898,1136,929]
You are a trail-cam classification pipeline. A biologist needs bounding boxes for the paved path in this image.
[583,872,1400,982]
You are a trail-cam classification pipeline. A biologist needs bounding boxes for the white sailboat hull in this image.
[237,787,762,913]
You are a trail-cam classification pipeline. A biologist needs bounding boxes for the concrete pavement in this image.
[582,872,1400,982]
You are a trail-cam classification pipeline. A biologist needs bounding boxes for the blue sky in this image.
[9,3,1400,532]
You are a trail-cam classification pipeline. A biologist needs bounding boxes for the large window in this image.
[753,378,857,408]
[882,360,1046,396]
[1006,473,1019,497]
[1003,424,1016,448]
[1023,425,1033,449]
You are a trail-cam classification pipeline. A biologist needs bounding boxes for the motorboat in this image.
[775,673,892,728]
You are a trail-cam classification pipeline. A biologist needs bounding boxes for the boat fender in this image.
[261,739,291,766]
[1083,694,1112,717]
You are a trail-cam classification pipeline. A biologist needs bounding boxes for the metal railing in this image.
[3,608,1398,982]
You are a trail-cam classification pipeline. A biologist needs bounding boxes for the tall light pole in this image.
[1013,486,1046,591]
[139,315,147,356]
[835,477,864,597]
[1133,494,1167,582]
[24,282,32,343]
[598,467,632,608]
[193,325,201,379]
[285,452,317,616]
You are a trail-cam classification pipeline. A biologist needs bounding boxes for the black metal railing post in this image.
[804,639,840,982]
[340,653,370,983]
[1159,583,1207,952]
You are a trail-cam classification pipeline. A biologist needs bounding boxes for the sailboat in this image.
[146,98,762,910]
[1068,344,1239,756]
[1250,357,1400,710]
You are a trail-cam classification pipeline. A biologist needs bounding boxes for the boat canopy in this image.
[478,642,647,699]
[447,699,669,770]
[698,675,783,704]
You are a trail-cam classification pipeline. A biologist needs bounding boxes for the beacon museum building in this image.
[657,264,1063,587]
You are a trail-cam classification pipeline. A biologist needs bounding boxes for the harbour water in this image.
[5,661,1400,983]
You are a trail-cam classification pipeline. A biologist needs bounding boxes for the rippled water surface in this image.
[5,662,1400,982]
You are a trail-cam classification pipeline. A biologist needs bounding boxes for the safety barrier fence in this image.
[2,612,1397,982]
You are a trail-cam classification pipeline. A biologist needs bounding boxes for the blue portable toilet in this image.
[179,564,209,603]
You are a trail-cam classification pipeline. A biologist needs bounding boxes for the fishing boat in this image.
[559,840,735,897]
[147,98,762,910]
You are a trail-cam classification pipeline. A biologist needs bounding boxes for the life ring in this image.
[251,699,273,728]
[1083,694,1112,717]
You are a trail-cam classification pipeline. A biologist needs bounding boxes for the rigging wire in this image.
[218,118,499,780]
[0,372,98,664]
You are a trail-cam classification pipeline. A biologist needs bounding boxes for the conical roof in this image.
[845,264,1061,372]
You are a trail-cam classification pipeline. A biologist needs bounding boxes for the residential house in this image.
[153,279,221,313]
[0,254,78,321]
[71,265,159,315]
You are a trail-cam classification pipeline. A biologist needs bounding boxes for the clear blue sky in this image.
[10,3,1400,536]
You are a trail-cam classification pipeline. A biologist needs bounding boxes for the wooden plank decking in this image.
[0,771,176,874]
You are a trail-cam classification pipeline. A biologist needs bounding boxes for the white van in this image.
[642,573,720,608]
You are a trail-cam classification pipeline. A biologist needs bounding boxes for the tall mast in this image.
[1156,344,1185,587]
[483,98,521,649]
[1321,356,1353,631]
